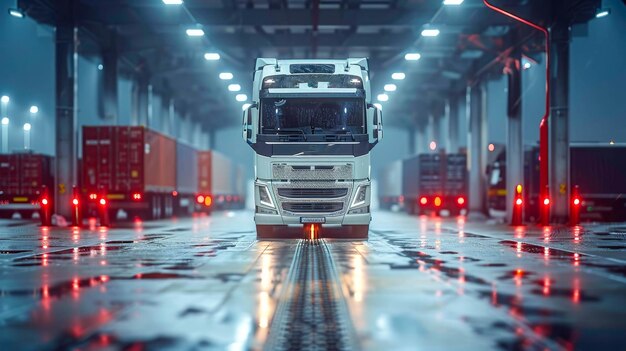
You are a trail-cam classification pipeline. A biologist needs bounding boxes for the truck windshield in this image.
[260,98,365,135]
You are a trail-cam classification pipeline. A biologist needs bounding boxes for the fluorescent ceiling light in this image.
[595,9,610,18]
[219,72,233,80]
[186,28,204,37]
[1,96,9,103]
[23,123,31,131]
[404,53,421,61]
[29,106,38,114]
[443,0,464,5]
[235,94,247,102]
[377,94,389,102]
[391,72,405,80]
[384,84,397,92]
[204,53,220,60]
[8,9,24,18]
[1,118,8,125]
[162,0,183,4]
[228,84,241,92]
[421,28,440,37]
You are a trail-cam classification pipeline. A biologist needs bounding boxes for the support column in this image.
[467,82,488,218]
[208,129,216,150]
[55,18,78,217]
[416,117,427,154]
[408,126,416,155]
[147,84,154,128]
[506,30,524,223]
[549,23,571,223]
[168,99,176,138]
[102,47,118,123]
[448,95,460,153]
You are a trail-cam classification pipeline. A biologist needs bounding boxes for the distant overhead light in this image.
[242,103,252,111]
[23,123,31,131]
[595,8,610,18]
[219,72,233,80]
[204,52,220,61]
[97,64,103,70]
[186,28,205,37]
[421,28,440,37]
[377,94,389,102]
[488,143,495,152]
[373,103,383,110]
[391,72,406,80]
[523,62,531,70]
[404,53,421,61]
[8,8,24,18]
[1,117,8,125]
[162,0,183,5]
[29,106,38,114]
[384,84,397,92]
[443,0,464,5]
[1,96,9,103]
[228,84,241,92]
[429,141,437,151]
[235,94,247,102]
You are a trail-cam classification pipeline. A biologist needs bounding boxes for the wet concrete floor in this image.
[1,210,625,350]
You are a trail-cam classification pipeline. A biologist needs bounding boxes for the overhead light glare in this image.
[391,72,405,80]
[1,118,8,125]
[162,0,183,5]
[421,28,440,37]
[377,94,389,102]
[30,106,39,114]
[384,84,397,92]
[186,28,205,37]
[443,0,464,5]
[204,53,220,60]
[219,72,233,80]
[1,96,9,103]
[404,53,421,61]
[23,123,31,131]
[595,9,610,18]
[235,94,247,102]
[8,8,24,18]
[228,84,241,92]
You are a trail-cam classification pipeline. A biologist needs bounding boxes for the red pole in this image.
[483,0,551,224]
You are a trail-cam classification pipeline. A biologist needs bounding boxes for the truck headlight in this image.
[258,185,275,208]
[351,185,368,208]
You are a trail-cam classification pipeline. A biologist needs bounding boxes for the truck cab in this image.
[242,58,383,238]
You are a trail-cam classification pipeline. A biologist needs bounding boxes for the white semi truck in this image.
[242,58,383,239]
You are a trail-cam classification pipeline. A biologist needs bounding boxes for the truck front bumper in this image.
[254,179,371,227]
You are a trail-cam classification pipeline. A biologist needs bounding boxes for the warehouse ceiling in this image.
[17,0,600,130]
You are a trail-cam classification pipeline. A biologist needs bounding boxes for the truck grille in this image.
[278,188,348,199]
[282,202,343,213]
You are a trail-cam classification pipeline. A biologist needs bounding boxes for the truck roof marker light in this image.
[391,72,405,80]
[219,72,233,80]
[434,197,442,207]
[404,53,421,61]
[196,195,205,204]
[420,197,428,205]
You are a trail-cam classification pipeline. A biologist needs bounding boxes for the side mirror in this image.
[242,103,257,143]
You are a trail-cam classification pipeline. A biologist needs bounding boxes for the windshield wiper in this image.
[334,130,355,141]
[266,128,307,140]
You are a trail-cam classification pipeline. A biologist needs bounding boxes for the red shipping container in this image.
[0,153,52,203]
[82,126,176,199]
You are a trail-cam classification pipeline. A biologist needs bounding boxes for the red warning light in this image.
[543,198,550,206]
[573,198,581,206]
[72,198,79,206]
[420,197,428,205]
[132,193,142,201]
[457,197,465,205]
[196,195,205,204]
[515,198,523,206]
[41,198,49,206]
[434,196,442,207]
[99,198,107,206]
[89,193,97,200]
